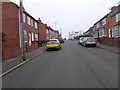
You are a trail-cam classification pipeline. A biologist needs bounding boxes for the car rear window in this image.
[47,40,57,43]
[80,38,84,40]
[87,37,95,41]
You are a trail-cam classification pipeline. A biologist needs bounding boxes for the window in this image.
[31,19,33,27]
[99,28,106,37]
[29,33,32,46]
[96,23,100,28]
[47,37,49,40]
[49,30,51,33]
[23,13,26,22]
[32,33,34,41]
[108,29,111,38]
[35,22,38,29]
[47,30,49,34]
[112,25,120,37]
[103,28,107,36]
[116,12,120,22]
[24,30,27,42]
[35,34,38,41]
[93,31,98,38]
[102,18,106,25]
[99,29,102,37]
[27,16,31,25]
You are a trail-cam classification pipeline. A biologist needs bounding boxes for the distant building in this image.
[46,26,60,40]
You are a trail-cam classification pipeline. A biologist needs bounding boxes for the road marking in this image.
[0,51,45,77]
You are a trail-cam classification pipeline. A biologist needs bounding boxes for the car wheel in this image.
[84,44,87,47]
[58,48,60,50]
[94,45,96,47]
[81,43,83,46]
[46,48,48,51]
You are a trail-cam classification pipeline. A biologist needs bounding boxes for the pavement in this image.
[97,43,119,53]
[1,41,119,75]
[2,46,46,74]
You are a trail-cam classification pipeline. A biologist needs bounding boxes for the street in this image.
[3,40,118,88]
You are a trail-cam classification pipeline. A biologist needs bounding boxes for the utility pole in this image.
[20,0,26,61]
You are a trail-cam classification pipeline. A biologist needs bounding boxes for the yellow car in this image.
[46,39,61,51]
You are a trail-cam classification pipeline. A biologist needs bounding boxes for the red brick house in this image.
[2,1,61,60]
[46,26,60,40]
[84,4,120,47]
[2,2,39,60]
[23,11,39,52]
[38,18,47,41]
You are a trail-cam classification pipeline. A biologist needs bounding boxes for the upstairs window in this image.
[27,16,31,25]
[35,22,38,29]
[23,13,26,22]
[102,18,106,25]
[116,12,120,22]
[96,23,100,28]
[31,19,33,27]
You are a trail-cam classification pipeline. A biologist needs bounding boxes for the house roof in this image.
[9,1,39,23]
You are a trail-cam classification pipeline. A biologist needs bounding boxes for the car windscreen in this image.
[47,40,57,43]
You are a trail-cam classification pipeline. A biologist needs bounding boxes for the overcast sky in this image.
[10,0,119,38]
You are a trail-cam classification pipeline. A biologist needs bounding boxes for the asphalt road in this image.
[3,40,118,88]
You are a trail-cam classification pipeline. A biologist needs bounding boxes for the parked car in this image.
[78,37,84,44]
[81,37,97,47]
[46,39,61,51]
[58,38,64,43]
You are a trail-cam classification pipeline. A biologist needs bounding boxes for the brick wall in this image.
[38,19,47,41]
[2,2,21,60]
[99,38,120,47]
[2,2,39,60]
[26,42,38,52]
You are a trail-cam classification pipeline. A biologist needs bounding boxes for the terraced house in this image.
[2,2,39,60]
[84,3,120,47]
[2,1,60,60]
[46,26,60,40]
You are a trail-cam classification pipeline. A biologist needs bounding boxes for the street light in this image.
[55,22,57,29]
[20,0,26,61]
[60,28,62,38]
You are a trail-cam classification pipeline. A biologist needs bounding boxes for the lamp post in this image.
[60,28,62,38]
[55,22,57,29]
[20,0,26,61]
